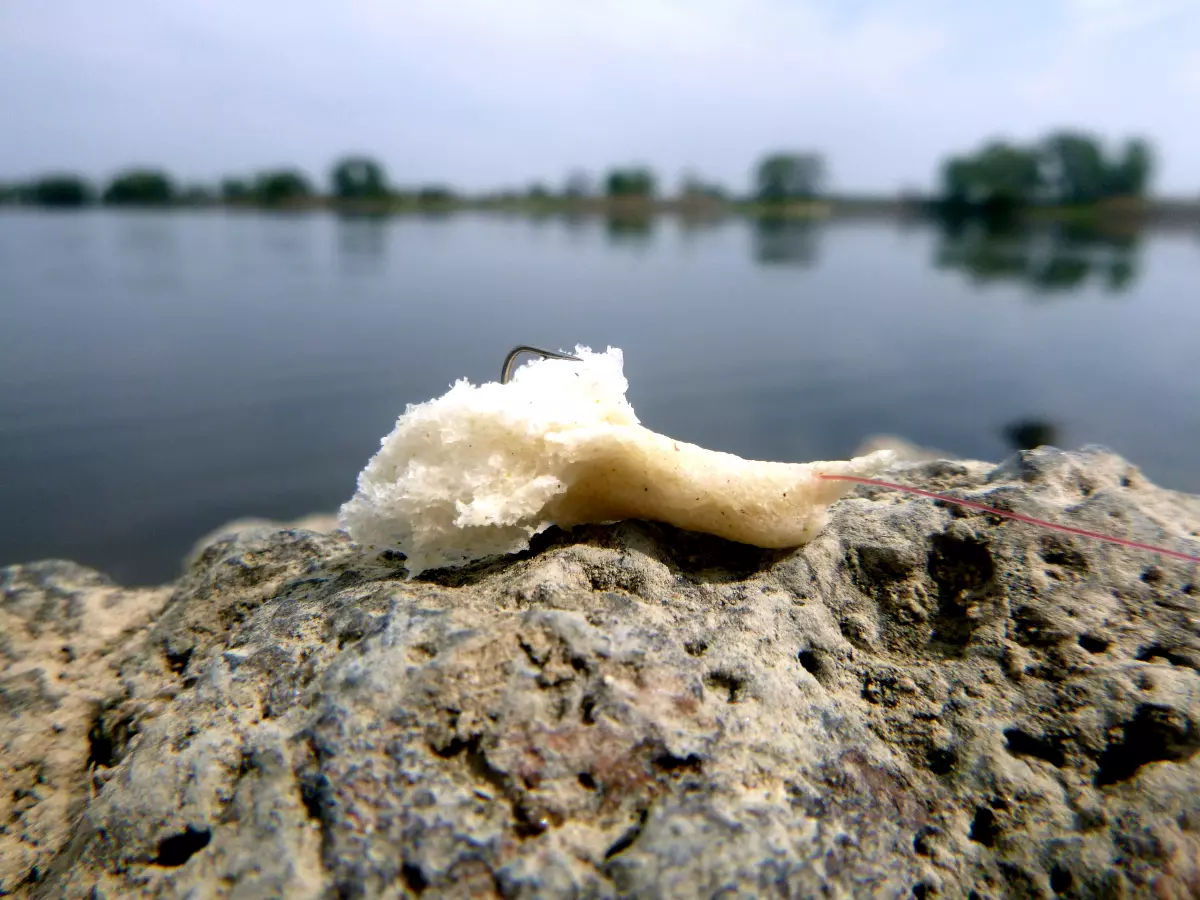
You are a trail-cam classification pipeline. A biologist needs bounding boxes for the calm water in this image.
[2,209,1198,584]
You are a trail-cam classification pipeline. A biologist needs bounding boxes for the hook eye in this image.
[501,346,582,384]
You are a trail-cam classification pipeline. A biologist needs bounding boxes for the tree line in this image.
[0,154,824,209]
[938,130,1153,217]
[0,133,1157,212]
[0,151,829,211]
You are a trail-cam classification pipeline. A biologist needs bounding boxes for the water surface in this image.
[2,209,1197,583]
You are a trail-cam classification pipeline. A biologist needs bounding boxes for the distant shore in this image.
[9,194,1200,230]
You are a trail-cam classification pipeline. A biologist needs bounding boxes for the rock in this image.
[3,447,1200,899]
[0,562,173,894]
[854,433,955,463]
[182,512,340,572]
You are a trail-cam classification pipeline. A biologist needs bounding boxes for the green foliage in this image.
[940,131,1155,211]
[416,186,456,205]
[1105,138,1153,197]
[755,153,824,203]
[103,169,175,206]
[0,183,15,204]
[220,178,252,203]
[330,156,389,200]
[526,183,552,201]
[1038,131,1109,205]
[605,167,656,198]
[563,171,592,199]
[680,173,727,201]
[26,175,95,207]
[179,184,215,206]
[941,142,1039,208]
[253,170,313,206]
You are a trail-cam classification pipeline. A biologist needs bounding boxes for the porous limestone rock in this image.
[3,447,1200,899]
[183,512,339,571]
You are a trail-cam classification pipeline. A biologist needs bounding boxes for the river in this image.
[2,208,1197,583]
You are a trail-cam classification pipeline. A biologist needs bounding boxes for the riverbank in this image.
[9,194,1199,233]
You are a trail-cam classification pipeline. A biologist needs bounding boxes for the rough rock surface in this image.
[2,447,1200,899]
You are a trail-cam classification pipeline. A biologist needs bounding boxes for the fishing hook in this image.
[501,346,581,384]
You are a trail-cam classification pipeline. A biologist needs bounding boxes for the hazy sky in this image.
[4,0,1200,195]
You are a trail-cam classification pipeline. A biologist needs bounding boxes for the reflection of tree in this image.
[1003,419,1059,451]
[752,216,819,267]
[679,214,723,239]
[561,211,590,238]
[605,214,655,249]
[336,213,387,268]
[934,220,1141,295]
[563,170,593,200]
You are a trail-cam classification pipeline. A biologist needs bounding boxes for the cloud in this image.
[1062,0,1193,42]
[1,0,1199,193]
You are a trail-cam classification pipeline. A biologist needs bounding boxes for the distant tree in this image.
[940,142,1039,210]
[1104,138,1154,197]
[416,185,456,205]
[755,153,824,203]
[937,131,1154,212]
[220,178,252,203]
[0,183,15,204]
[1037,131,1110,206]
[103,169,175,206]
[253,170,313,206]
[679,172,727,201]
[605,167,656,198]
[940,157,973,205]
[563,171,592,199]
[179,184,215,206]
[330,156,388,200]
[27,175,94,207]
[527,182,552,201]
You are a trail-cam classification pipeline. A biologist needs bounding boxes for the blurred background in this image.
[2,1,1199,584]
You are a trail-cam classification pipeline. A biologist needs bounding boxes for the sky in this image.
[3,0,1200,196]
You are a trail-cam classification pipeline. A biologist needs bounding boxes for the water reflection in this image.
[114,213,180,290]
[5,211,1199,585]
[934,219,1140,295]
[561,211,592,241]
[752,216,819,267]
[678,213,725,237]
[258,211,317,264]
[677,214,727,255]
[604,214,657,250]
[115,213,179,259]
[335,213,387,272]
